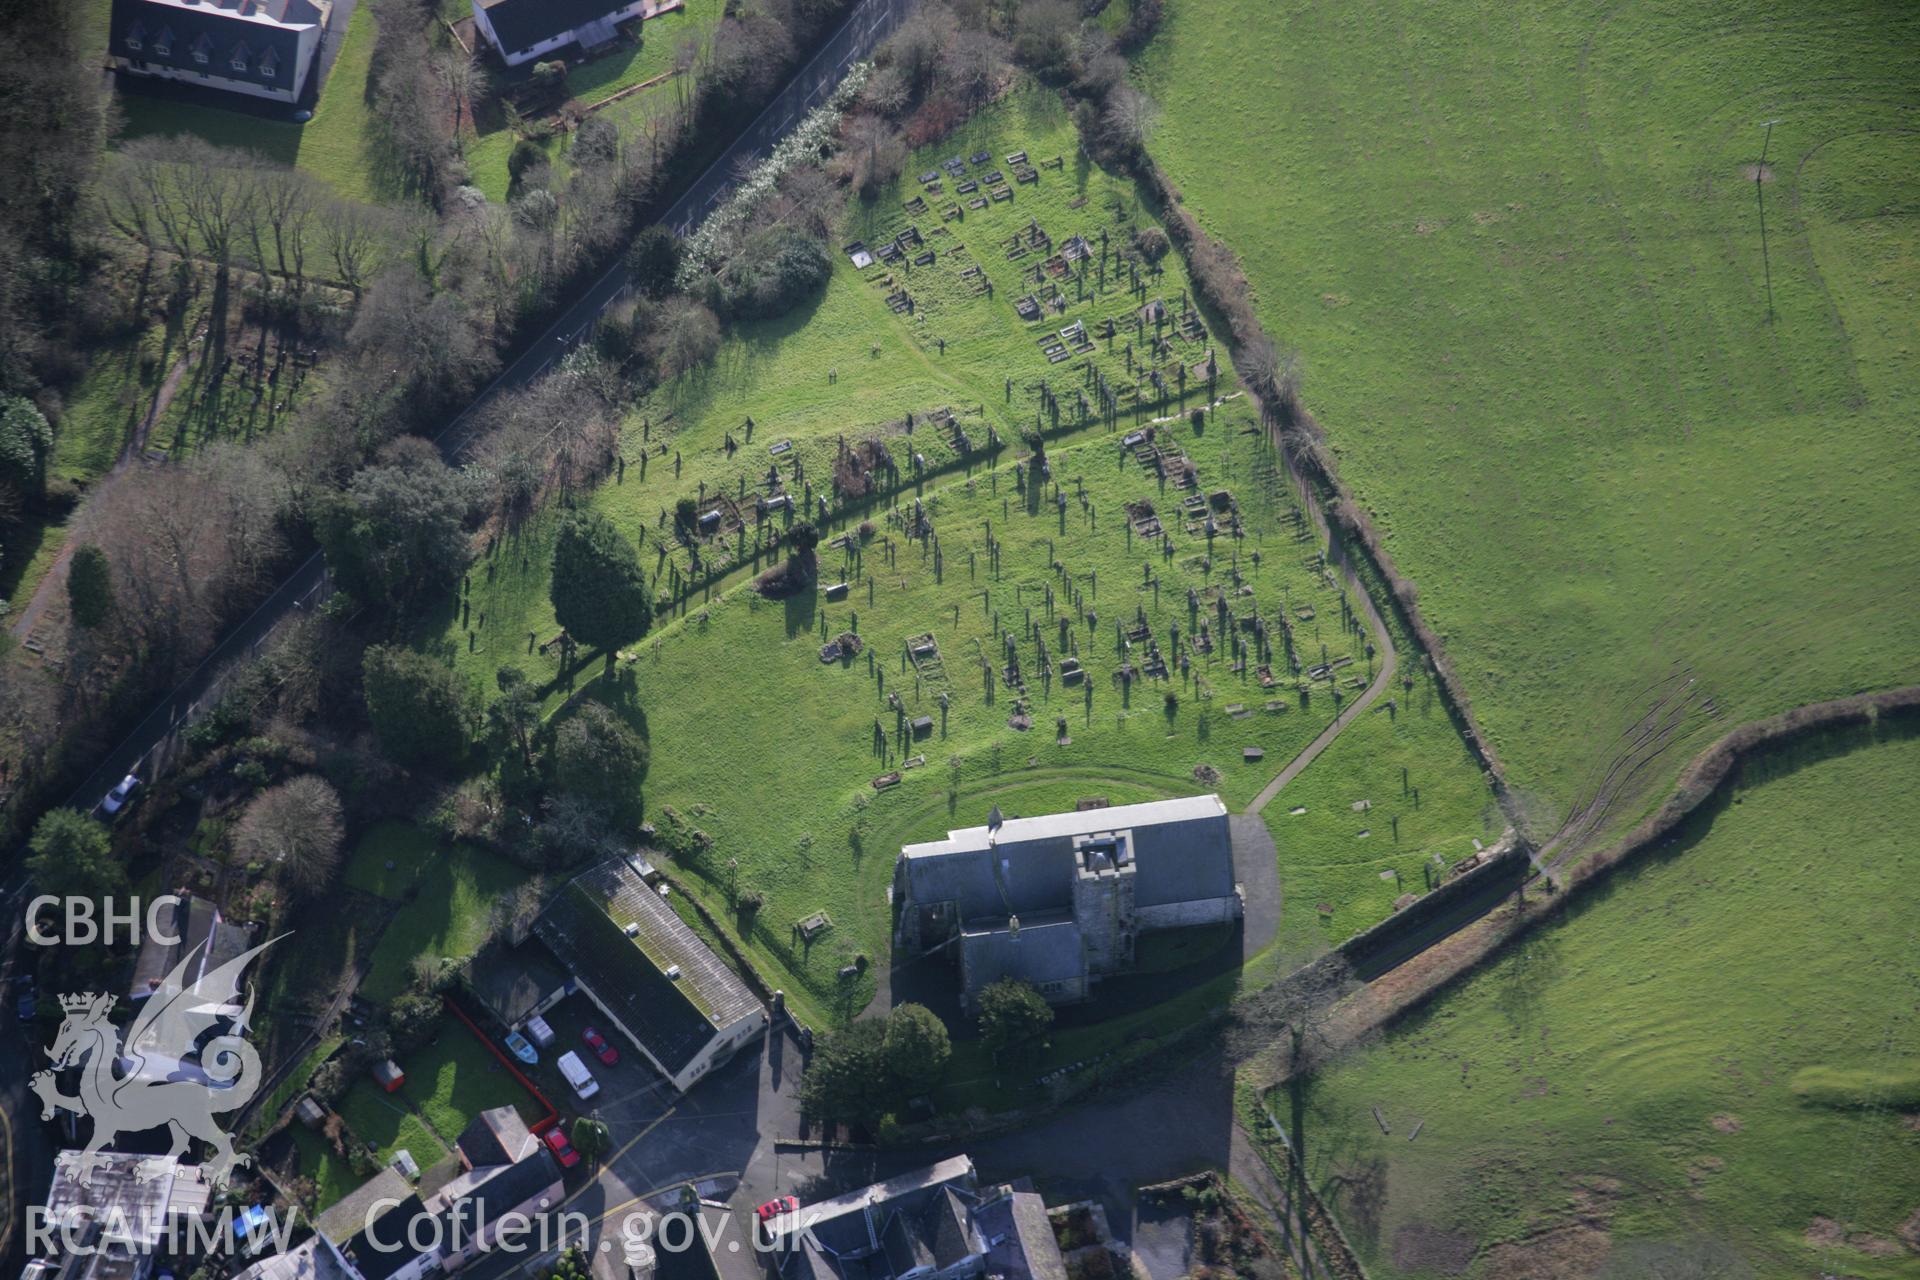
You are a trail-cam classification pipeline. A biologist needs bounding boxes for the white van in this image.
[557,1050,599,1100]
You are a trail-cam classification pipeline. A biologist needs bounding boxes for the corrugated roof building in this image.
[535,857,767,1092]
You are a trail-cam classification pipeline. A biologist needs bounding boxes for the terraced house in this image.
[107,0,333,105]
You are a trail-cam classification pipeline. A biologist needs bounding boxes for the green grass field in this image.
[355,826,523,1001]
[1258,556,1508,955]
[434,86,1493,1029]
[289,1019,542,1205]
[1138,0,1920,850]
[1265,727,1920,1278]
[398,1026,546,1143]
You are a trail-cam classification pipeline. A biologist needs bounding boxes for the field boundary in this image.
[1252,683,1920,1091]
[442,994,563,1135]
[1112,108,1524,839]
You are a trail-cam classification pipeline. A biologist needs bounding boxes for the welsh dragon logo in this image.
[30,935,278,1187]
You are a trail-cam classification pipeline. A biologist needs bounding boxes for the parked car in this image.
[756,1197,799,1223]
[581,1025,619,1066]
[542,1127,581,1169]
[557,1050,599,1101]
[504,1030,538,1065]
[14,976,36,1022]
[101,774,140,816]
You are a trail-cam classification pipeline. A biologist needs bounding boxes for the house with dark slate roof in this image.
[455,1106,537,1171]
[893,795,1242,1011]
[470,0,652,68]
[534,857,767,1092]
[337,1149,561,1280]
[107,0,333,105]
[763,1158,1072,1280]
[128,891,256,1003]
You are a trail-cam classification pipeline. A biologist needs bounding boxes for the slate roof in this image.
[456,1105,536,1169]
[467,940,570,1029]
[776,1165,984,1280]
[43,1153,208,1253]
[109,0,324,94]
[879,1189,983,1280]
[897,794,1234,922]
[341,1194,432,1280]
[534,859,759,1076]
[770,1157,976,1253]
[476,0,632,56]
[960,915,1086,997]
[649,1204,763,1280]
[231,1235,357,1280]
[973,1191,1067,1280]
[435,1151,559,1230]
[129,893,254,1000]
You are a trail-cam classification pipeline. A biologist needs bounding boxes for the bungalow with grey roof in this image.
[471,0,652,68]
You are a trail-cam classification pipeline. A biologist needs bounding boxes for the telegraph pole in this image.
[1757,119,1782,322]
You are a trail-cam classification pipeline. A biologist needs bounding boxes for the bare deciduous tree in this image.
[320,199,390,294]
[75,444,289,673]
[645,295,721,380]
[469,360,621,517]
[234,775,346,895]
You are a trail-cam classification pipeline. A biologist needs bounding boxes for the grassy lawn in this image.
[109,2,388,204]
[429,86,1493,1029]
[1137,0,1920,852]
[463,1,719,202]
[290,1125,366,1210]
[1258,559,1506,953]
[1264,726,1920,1279]
[358,833,522,1002]
[292,1021,541,1207]
[398,1024,546,1144]
[344,819,446,898]
[337,1077,450,1168]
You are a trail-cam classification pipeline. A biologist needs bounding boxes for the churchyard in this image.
[435,88,1497,1035]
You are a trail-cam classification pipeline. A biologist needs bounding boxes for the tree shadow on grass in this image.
[782,577,819,639]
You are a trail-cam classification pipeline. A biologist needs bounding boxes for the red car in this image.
[543,1128,581,1169]
[582,1025,620,1066]
[756,1196,799,1223]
